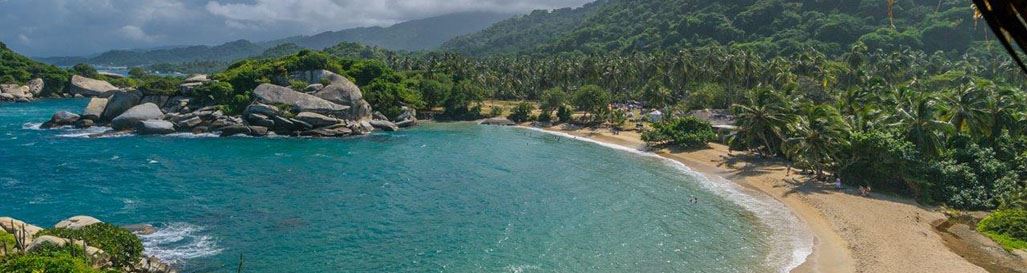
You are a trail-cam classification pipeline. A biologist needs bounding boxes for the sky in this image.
[0,0,591,57]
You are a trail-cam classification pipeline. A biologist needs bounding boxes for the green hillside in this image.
[0,42,69,95]
[271,11,512,51]
[443,0,988,56]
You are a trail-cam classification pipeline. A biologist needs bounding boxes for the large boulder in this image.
[253,84,350,118]
[41,111,81,129]
[245,113,275,128]
[294,112,341,128]
[0,84,31,99]
[0,217,44,239]
[183,74,209,83]
[70,75,120,97]
[101,90,143,121]
[111,103,164,130]
[82,98,109,120]
[27,78,44,96]
[54,215,102,230]
[136,120,176,135]
[243,102,283,118]
[313,77,372,121]
[369,120,398,132]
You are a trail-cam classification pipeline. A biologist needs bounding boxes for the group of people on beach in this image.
[834,177,872,197]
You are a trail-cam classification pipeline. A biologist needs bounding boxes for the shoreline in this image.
[527,124,989,273]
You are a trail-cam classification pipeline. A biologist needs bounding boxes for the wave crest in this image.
[139,222,223,265]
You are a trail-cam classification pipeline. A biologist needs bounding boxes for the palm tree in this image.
[784,104,851,179]
[943,83,988,135]
[889,90,954,158]
[730,88,794,156]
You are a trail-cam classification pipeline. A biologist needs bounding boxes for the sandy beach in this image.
[535,124,990,273]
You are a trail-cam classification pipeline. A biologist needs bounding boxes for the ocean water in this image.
[0,99,807,273]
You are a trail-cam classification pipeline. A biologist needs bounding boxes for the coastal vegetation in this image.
[0,42,69,96]
[977,209,1027,250]
[0,218,152,273]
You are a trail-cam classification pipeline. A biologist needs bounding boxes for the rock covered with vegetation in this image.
[0,216,174,273]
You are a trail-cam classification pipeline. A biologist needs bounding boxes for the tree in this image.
[784,104,850,179]
[572,84,611,123]
[71,63,99,78]
[508,102,535,122]
[443,80,486,119]
[730,88,793,156]
[641,116,716,148]
[128,67,149,78]
[889,91,954,158]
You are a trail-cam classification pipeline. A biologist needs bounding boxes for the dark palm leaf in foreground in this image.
[973,0,1027,73]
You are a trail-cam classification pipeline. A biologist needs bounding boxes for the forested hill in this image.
[269,11,513,51]
[442,0,990,56]
[0,42,69,95]
[37,11,512,67]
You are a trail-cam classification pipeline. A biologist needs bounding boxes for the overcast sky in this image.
[0,0,591,57]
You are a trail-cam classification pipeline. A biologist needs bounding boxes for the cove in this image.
[1,99,777,273]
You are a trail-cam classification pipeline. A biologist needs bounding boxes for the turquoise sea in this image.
[0,99,809,273]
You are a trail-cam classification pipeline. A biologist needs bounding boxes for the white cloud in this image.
[119,25,159,42]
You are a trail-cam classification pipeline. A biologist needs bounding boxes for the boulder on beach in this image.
[111,103,164,130]
[41,111,81,129]
[294,112,341,128]
[70,75,120,97]
[136,120,176,135]
[54,215,103,230]
[253,84,349,118]
[101,90,143,121]
[82,97,109,120]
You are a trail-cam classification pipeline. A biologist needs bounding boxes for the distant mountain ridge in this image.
[37,11,513,67]
[442,0,989,56]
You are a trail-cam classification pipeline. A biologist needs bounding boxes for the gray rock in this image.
[111,103,164,130]
[82,98,108,120]
[369,120,398,131]
[304,84,324,92]
[101,90,142,121]
[0,93,15,101]
[253,84,350,117]
[313,77,372,120]
[136,120,176,135]
[246,113,275,128]
[74,119,95,128]
[175,116,203,129]
[162,96,191,114]
[41,111,81,128]
[396,119,417,128]
[243,102,283,118]
[300,125,353,137]
[372,111,388,121]
[294,112,341,128]
[70,75,120,97]
[480,117,515,126]
[178,82,204,95]
[140,95,169,108]
[0,217,44,239]
[54,215,102,230]
[219,125,269,137]
[1,84,31,99]
[27,78,44,95]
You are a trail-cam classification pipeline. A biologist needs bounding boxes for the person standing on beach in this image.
[834,177,843,189]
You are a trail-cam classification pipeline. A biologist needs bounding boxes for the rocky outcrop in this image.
[70,75,121,98]
[369,120,398,131]
[0,80,39,102]
[27,78,44,96]
[111,103,164,130]
[253,84,350,117]
[54,215,103,230]
[0,217,44,240]
[220,125,269,137]
[313,75,372,121]
[101,90,142,121]
[41,111,81,129]
[294,112,341,128]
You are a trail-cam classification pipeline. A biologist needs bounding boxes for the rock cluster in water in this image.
[42,71,417,137]
[0,216,174,273]
[0,78,44,102]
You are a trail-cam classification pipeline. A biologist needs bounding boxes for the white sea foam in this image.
[522,127,814,273]
[165,132,220,138]
[53,126,117,138]
[139,222,223,265]
[22,122,43,130]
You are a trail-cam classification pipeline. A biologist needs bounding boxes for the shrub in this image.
[1,230,14,253]
[38,223,143,268]
[556,105,573,123]
[0,253,102,273]
[193,81,248,115]
[977,209,1027,250]
[489,106,503,118]
[838,132,921,195]
[140,77,181,96]
[508,102,535,123]
[642,116,716,148]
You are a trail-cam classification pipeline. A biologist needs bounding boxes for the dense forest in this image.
[444,0,989,56]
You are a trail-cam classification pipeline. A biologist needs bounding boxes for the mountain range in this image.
[37,11,512,67]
